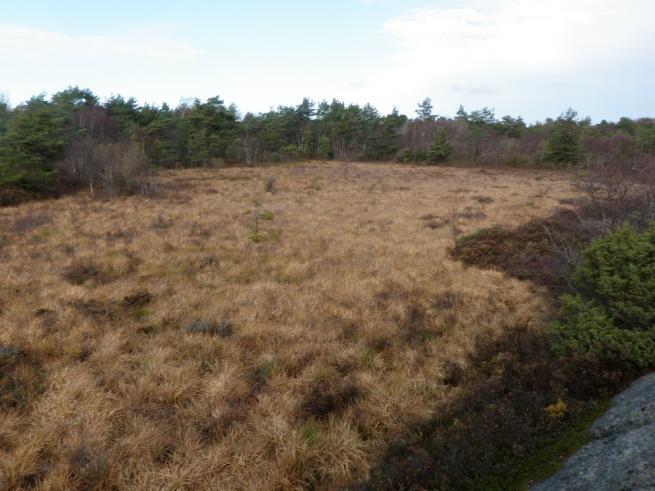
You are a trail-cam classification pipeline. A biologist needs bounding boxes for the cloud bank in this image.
[367,0,655,119]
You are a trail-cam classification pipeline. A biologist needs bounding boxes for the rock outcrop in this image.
[533,372,655,490]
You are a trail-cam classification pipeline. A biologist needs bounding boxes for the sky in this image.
[1,0,654,122]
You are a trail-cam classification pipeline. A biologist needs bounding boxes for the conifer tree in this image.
[427,127,453,164]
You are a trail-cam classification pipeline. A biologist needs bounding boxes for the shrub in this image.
[551,295,655,367]
[575,224,655,329]
[395,148,413,163]
[57,139,148,196]
[280,144,301,162]
[317,136,332,160]
[264,177,275,193]
[551,224,655,367]
[91,140,149,196]
[413,149,427,162]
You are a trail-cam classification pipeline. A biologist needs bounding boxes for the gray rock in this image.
[591,373,655,439]
[533,423,655,490]
[532,373,655,491]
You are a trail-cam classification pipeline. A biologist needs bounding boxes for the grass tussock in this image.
[0,162,583,488]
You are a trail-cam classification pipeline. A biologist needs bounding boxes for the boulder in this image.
[532,373,655,490]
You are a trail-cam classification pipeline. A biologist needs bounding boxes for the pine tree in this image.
[427,127,453,164]
[545,108,581,165]
[416,98,435,121]
[0,96,65,191]
[317,136,331,160]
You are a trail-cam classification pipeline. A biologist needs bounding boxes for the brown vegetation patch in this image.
[472,195,494,204]
[0,346,44,410]
[34,307,58,330]
[151,214,174,230]
[71,298,119,321]
[121,290,153,310]
[456,207,487,221]
[451,208,595,293]
[11,210,52,234]
[0,163,583,488]
[397,302,442,345]
[300,377,362,420]
[185,319,234,337]
[366,324,639,490]
[62,261,113,286]
[0,186,42,207]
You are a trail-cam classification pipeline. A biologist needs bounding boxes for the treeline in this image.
[1,88,655,197]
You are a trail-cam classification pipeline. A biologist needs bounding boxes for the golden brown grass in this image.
[0,162,581,489]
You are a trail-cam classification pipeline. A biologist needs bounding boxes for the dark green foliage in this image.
[364,110,404,160]
[144,104,185,167]
[575,224,655,329]
[184,96,239,165]
[545,108,581,165]
[427,127,453,163]
[457,105,498,162]
[280,144,301,161]
[0,96,65,192]
[316,136,331,160]
[497,115,526,138]
[0,95,10,145]
[415,97,435,121]
[552,295,655,367]
[52,86,99,111]
[1,88,654,201]
[104,95,139,134]
[395,148,413,163]
[413,149,427,162]
[552,224,655,367]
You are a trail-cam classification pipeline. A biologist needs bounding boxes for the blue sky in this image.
[1,0,654,122]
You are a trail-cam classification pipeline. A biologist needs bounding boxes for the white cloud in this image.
[360,0,655,118]
[0,24,201,61]
[0,24,203,107]
[1,2,653,120]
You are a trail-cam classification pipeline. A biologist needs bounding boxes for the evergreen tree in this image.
[0,94,10,142]
[317,136,331,160]
[144,105,184,167]
[427,127,453,164]
[416,98,435,121]
[184,96,239,164]
[104,95,139,134]
[545,108,581,165]
[0,95,65,191]
[51,86,99,110]
[455,105,469,121]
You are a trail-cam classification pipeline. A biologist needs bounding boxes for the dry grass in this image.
[0,162,580,489]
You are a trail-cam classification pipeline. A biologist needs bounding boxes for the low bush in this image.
[551,224,655,367]
[451,209,595,294]
[395,148,413,163]
[57,139,148,196]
